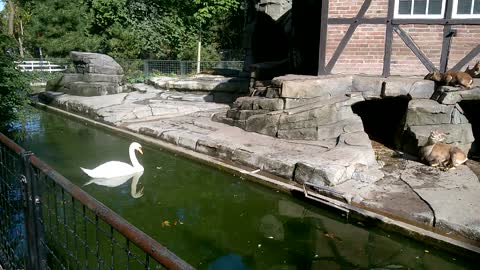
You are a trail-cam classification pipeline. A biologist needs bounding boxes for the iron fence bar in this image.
[126,239,131,270]
[145,254,150,270]
[71,197,80,269]
[61,189,69,268]
[0,132,194,269]
[83,204,89,270]
[95,214,101,270]
[110,225,115,270]
[28,154,194,270]
[21,150,47,270]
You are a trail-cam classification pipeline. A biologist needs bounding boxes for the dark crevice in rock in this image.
[399,174,437,227]
[458,100,480,158]
[351,96,411,149]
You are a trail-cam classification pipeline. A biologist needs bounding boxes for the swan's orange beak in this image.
[138,147,143,155]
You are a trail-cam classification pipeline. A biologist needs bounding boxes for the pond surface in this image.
[8,108,477,269]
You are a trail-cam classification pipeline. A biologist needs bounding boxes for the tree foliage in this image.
[23,0,101,57]
[3,0,244,60]
[0,33,30,127]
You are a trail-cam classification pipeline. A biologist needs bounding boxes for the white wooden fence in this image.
[16,60,67,73]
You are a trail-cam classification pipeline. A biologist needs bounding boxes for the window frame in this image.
[394,0,446,19]
[452,0,480,18]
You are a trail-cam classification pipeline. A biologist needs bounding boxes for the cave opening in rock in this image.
[351,96,411,149]
[458,100,480,158]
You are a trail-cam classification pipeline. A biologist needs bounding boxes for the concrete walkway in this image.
[38,83,480,251]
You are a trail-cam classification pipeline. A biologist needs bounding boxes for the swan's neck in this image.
[129,145,143,170]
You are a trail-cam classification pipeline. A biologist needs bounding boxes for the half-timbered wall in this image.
[325,0,480,76]
[449,25,480,70]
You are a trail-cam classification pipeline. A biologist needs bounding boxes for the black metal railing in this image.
[0,132,194,270]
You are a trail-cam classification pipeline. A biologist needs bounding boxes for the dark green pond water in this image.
[8,108,477,269]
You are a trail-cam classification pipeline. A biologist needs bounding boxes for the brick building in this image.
[245,0,480,77]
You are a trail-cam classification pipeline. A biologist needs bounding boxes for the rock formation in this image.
[46,51,125,96]
[214,74,480,186]
[214,74,381,187]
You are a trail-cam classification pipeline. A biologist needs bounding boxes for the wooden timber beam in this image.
[393,25,436,72]
[392,18,480,25]
[440,0,454,72]
[383,0,396,77]
[328,18,386,24]
[326,0,373,73]
[318,0,329,75]
[450,45,480,71]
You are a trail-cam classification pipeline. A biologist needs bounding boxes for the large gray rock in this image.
[437,86,480,104]
[60,73,123,84]
[272,74,352,98]
[384,77,434,98]
[401,99,474,155]
[405,99,456,126]
[294,145,378,186]
[47,52,125,96]
[245,112,282,136]
[351,76,383,99]
[70,51,124,75]
[405,124,474,154]
[230,95,362,141]
[258,0,292,21]
[351,76,434,100]
[67,82,124,96]
[147,76,249,93]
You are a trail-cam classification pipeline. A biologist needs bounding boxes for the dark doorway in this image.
[246,0,322,77]
[351,97,411,148]
[290,0,322,75]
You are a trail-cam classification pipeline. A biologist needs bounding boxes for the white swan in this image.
[83,171,145,199]
[80,142,144,179]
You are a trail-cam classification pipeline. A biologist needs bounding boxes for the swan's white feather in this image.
[81,142,144,182]
[81,161,138,179]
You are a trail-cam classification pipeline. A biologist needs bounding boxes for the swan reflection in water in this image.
[83,171,145,199]
[80,142,145,198]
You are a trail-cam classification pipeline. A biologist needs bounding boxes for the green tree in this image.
[0,33,30,128]
[16,0,244,60]
[24,0,101,57]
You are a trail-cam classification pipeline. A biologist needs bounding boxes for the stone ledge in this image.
[270,74,352,99]
[436,86,480,105]
[352,75,435,100]
[147,75,249,93]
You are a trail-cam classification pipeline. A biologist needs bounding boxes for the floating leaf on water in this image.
[385,265,405,269]
[161,220,171,227]
[324,233,342,242]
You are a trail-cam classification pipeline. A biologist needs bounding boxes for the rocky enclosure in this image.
[218,74,480,159]
[37,73,480,245]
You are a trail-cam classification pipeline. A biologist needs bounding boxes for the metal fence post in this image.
[21,151,47,270]
[143,60,150,78]
[180,61,185,77]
